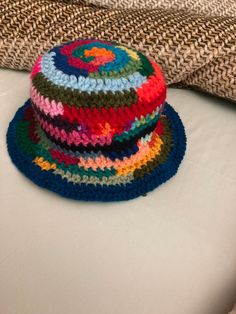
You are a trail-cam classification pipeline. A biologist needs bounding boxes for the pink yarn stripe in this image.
[30,55,42,79]
[35,112,113,146]
[31,85,64,117]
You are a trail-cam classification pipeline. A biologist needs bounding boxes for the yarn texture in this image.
[6,38,186,201]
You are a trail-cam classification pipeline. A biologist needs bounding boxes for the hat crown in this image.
[30,38,166,148]
[8,39,186,201]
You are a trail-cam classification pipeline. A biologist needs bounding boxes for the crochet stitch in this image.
[6,38,186,201]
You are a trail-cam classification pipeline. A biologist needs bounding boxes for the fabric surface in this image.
[1,69,236,314]
[229,305,236,314]
[0,0,235,102]
[6,38,186,201]
[86,0,236,16]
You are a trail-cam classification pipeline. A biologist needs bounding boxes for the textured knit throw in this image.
[1,0,235,102]
[6,39,186,201]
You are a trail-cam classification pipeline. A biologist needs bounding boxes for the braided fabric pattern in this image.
[0,0,235,102]
[6,39,186,201]
[86,0,236,17]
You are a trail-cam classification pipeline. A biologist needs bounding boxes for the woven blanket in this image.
[86,0,236,16]
[0,0,235,102]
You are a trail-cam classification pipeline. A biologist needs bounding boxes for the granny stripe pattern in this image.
[7,39,186,201]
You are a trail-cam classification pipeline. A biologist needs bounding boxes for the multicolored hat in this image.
[6,38,186,202]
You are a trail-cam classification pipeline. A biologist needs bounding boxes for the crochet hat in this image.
[7,38,186,202]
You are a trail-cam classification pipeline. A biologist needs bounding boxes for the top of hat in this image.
[30,38,166,146]
[7,38,187,201]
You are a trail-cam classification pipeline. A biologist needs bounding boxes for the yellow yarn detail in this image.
[117,136,163,176]
[33,156,56,171]
[119,46,139,61]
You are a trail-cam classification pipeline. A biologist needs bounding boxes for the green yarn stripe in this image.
[15,121,36,157]
[89,55,142,79]
[32,73,137,109]
[137,51,154,77]
[114,113,159,142]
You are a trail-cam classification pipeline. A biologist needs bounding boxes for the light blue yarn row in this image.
[40,52,147,93]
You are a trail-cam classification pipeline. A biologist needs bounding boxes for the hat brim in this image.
[7,100,186,202]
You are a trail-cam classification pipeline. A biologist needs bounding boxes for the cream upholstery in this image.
[1,69,236,314]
